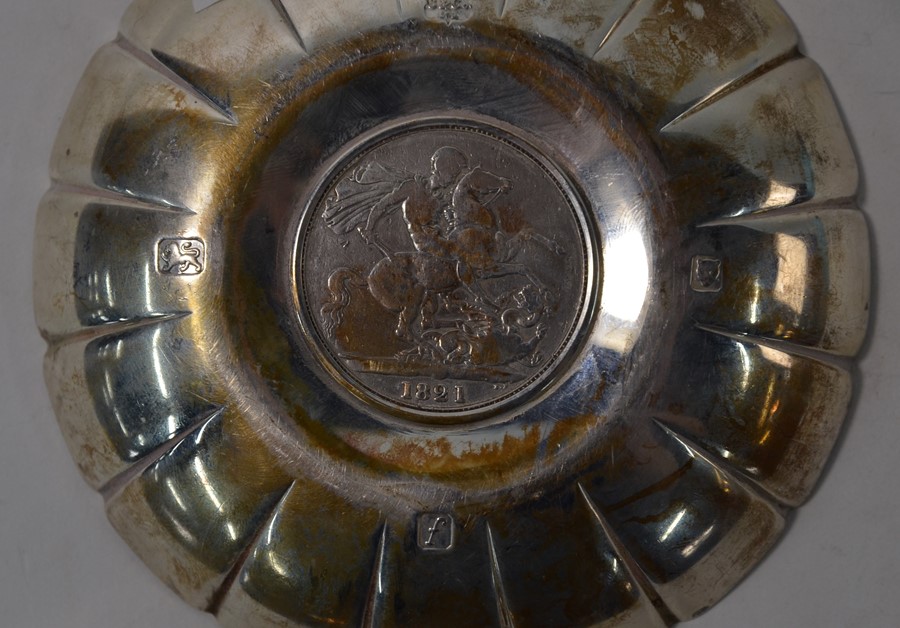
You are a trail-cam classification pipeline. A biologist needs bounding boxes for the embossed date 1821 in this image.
[400,382,466,404]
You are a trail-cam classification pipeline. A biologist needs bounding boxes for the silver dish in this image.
[34,0,870,626]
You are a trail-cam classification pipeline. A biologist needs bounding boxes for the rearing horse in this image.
[321,252,462,341]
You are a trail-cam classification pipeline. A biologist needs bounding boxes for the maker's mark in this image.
[424,1,475,25]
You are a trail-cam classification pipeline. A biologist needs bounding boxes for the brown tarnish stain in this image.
[345,423,544,477]
[47,357,115,488]
[503,0,615,51]
[544,411,605,455]
[212,22,664,487]
[607,459,694,512]
[604,0,779,123]
[237,481,383,625]
[164,84,188,110]
[751,88,836,176]
[656,342,849,505]
[102,405,294,606]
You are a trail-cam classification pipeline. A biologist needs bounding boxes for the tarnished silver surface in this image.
[34,0,869,627]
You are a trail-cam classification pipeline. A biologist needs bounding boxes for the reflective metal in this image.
[34,0,869,626]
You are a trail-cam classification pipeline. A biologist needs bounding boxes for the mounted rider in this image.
[353,146,511,265]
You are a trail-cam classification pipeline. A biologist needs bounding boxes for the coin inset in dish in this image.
[298,124,595,424]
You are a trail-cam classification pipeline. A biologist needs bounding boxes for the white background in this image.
[1,1,897,626]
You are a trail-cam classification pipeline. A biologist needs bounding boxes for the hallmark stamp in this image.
[691,256,723,293]
[424,1,475,24]
[159,238,205,276]
[417,513,455,551]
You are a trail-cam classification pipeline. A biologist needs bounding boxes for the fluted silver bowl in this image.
[35,0,870,626]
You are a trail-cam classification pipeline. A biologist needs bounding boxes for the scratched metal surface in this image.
[4,1,891,625]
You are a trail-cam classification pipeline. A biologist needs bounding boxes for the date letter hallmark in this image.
[159,238,205,276]
[691,256,723,293]
[417,514,455,551]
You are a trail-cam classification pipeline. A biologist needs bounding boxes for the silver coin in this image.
[297,124,595,424]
